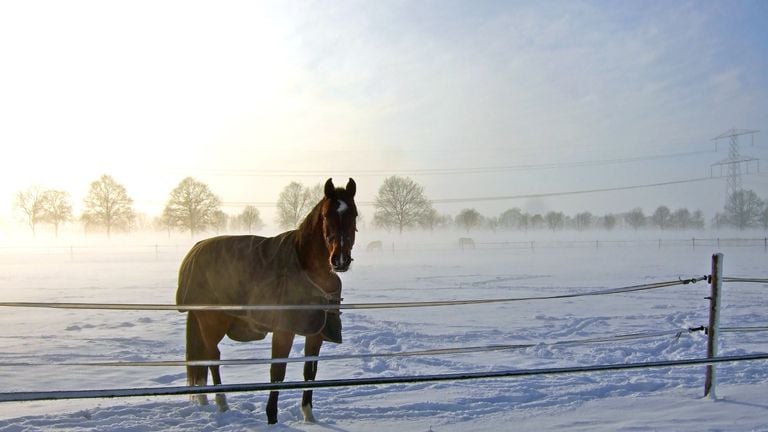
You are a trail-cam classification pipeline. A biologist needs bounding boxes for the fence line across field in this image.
[0,328,694,368]
[1,353,767,403]
[0,276,708,312]
[0,253,765,405]
[4,325,765,369]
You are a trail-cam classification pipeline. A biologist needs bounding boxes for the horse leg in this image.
[188,311,230,410]
[266,330,295,425]
[301,334,323,422]
[185,312,210,406]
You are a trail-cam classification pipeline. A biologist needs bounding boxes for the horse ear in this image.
[324,178,336,198]
[346,178,356,198]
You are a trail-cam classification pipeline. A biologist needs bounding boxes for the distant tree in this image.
[238,205,264,233]
[276,182,316,229]
[14,186,45,237]
[486,216,499,233]
[40,190,72,238]
[455,208,482,233]
[712,212,729,230]
[211,210,229,234]
[690,210,705,230]
[163,177,222,237]
[760,205,768,231]
[418,207,440,231]
[81,175,135,238]
[373,176,433,234]
[601,213,617,231]
[544,211,565,231]
[499,208,524,230]
[574,212,593,231]
[530,213,545,230]
[625,207,646,231]
[722,189,763,230]
[670,208,691,230]
[651,206,672,230]
[518,212,531,232]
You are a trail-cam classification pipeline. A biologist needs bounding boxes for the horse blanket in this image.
[176,231,342,343]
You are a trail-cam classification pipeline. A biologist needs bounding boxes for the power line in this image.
[213,176,719,207]
[168,150,713,178]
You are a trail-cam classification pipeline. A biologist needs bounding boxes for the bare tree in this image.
[81,175,135,238]
[601,213,617,230]
[499,208,525,230]
[574,212,593,231]
[651,206,672,230]
[14,186,45,237]
[723,189,764,230]
[238,205,264,233]
[163,177,222,238]
[624,208,646,231]
[276,182,316,229]
[544,211,565,231]
[211,210,229,234]
[40,190,72,238]
[373,176,433,234]
[760,205,768,231]
[455,208,482,233]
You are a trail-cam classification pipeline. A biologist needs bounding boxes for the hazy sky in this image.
[1,0,766,230]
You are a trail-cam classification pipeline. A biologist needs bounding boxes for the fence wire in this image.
[1,353,767,403]
[723,277,768,284]
[2,329,694,368]
[0,276,707,312]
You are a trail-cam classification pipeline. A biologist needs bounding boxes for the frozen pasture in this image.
[0,232,766,431]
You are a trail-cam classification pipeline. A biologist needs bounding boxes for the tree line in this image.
[12,174,768,238]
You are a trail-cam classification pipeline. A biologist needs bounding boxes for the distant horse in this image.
[458,237,475,251]
[366,240,383,252]
[176,178,358,424]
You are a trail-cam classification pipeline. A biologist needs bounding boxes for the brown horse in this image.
[176,178,357,424]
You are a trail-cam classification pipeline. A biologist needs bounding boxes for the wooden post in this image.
[704,253,723,399]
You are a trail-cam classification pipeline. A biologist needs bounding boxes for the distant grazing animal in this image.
[366,240,383,252]
[458,237,475,250]
[176,178,358,425]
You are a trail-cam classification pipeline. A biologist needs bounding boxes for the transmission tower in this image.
[710,128,760,200]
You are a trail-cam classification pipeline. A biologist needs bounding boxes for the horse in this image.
[458,237,475,251]
[365,240,383,252]
[176,178,357,425]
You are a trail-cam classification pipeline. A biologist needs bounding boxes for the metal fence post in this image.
[705,253,723,399]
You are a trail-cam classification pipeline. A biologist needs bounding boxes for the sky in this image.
[1,0,767,232]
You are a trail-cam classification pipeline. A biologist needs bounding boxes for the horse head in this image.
[321,178,357,272]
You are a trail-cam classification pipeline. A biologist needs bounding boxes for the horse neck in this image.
[295,203,331,275]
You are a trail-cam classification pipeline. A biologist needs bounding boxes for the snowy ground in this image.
[0,232,766,431]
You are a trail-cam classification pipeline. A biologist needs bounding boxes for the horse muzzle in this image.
[331,255,353,272]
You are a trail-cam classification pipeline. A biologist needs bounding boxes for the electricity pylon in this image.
[710,128,759,200]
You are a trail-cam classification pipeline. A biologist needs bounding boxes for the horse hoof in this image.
[192,394,209,406]
[215,394,229,412]
[301,404,316,423]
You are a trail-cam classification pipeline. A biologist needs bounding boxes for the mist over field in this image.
[1,0,767,430]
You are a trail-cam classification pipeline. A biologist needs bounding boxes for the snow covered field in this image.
[0,232,766,431]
